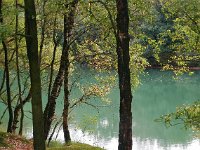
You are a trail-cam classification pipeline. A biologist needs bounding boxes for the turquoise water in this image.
[0,69,200,150]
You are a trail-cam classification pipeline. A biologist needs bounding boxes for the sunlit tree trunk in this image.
[116,0,132,150]
[24,0,46,149]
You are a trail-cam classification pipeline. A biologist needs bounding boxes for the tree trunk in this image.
[0,0,13,133]
[15,0,24,135]
[63,0,78,143]
[3,41,13,133]
[0,69,5,94]
[43,0,78,140]
[63,13,71,142]
[63,44,71,143]
[63,16,71,144]
[116,0,132,150]
[24,0,46,149]
[43,50,66,140]
[47,16,58,102]
[39,0,47,65]
[12,91,31,134]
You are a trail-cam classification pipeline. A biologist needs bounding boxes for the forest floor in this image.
[0,132,103,150]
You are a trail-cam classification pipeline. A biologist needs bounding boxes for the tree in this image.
[14,0,24,135]
[116,0,132,150]
[43,0,78,140]
[24,0,46,149]
[0,0,13,133]
[63,0,78,143]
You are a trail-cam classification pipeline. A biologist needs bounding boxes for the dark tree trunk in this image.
[24,0,46,149]
[12,91,31,133]
[3,41,13,133]
[43,51,65,140]
[44,17,59,140]
[43,9,66,141]
[116,0,132,150]
[39,0,47,65]
[15,0,24,135]
[63,0,78,143]
[0,69,5,94]
[43,0,78,140]
[0,0,13,133]
[47,16,58,102]
[63,14,71,142]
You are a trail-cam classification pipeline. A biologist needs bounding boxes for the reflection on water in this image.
[53,126,200,150]
[0,69,200,150]
[70,69,200,149]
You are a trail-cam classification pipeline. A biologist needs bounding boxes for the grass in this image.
[0,131,104,150]
[0,132,8,147]
[48,141,104,150]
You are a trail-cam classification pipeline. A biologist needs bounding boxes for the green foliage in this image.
[140,0,200,70]
[165,0,200,72]
[157,101,200,137]
[77,115,98,132]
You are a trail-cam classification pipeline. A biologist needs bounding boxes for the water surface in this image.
[0,69,200,150]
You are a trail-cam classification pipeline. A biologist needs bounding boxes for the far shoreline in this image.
[146,66,200,71]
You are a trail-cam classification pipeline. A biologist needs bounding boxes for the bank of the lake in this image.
[0,131,103,150]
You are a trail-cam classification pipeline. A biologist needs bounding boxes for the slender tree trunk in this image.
[48,16,58,100]
[63,0,78,143]
[44,17,59,141]
[24,0,46,149]
[116,0,132,150]
[43,51,65,140]
[43,0,78,140]
[63,15,70,144]
[39,0,47,65]
[14,0,24,135]
[12,91,31,133]
[3,41,13,133]
[0,69,5,94]
[0,0,13,133]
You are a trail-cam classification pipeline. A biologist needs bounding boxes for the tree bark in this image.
[47,16,58,101]
[43,48,66,140]
[3,41,13,133]
[0,69,5,94]
[63,13,71,142]
[0,0,13,133]
[116,0,132,150]
[24,0,46,149]
[15,0,24,135]
[43,0,78,140]
[12,90,31,134]
[39,0,47,65]
[63,0,78,143]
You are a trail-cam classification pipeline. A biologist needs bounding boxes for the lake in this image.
[0,69,200,150]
